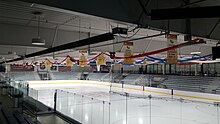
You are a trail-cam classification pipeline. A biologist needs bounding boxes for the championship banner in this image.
[79,50,88,67]
[122,42,135,64]
[45,59,53,68]
[167,34,178,64]
[97,54,106,65]
[66,57,73,67]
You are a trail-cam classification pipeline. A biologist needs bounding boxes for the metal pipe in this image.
[179,0,208,8]
[0,33,114,64]
[87,33,167,50]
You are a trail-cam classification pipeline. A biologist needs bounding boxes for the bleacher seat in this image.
[7,72,40,81]
[13,110,28,124]
[102,73,121,82]
[87,73,108,81]
[50,72,80,80]
[121,74,144,85]
[162,76,214,93]
[1,108,19,124]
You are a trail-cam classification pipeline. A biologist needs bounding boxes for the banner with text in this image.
[66,57,73,67]
[79,50,88,67]
[122,42,135,64]
[97,54,106,65]
[45,59,53,68]
[167,34,178,64]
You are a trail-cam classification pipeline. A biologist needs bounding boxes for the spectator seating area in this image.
[50,72,80,80]
[86,73,108,81]
[121,74,145,85]
[215,86,220,94]
[102,73,122,82]
[86,73,220,94]
[213,78,220,94]
[162,76,215,93]
[1,107,40,124]
[7,72,41,81]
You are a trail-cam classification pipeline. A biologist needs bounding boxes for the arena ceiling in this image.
[0,0,219,64]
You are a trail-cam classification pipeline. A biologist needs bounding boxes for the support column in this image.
[6,64,10,74]
[195,64,197,76]
[162,64,165,75]
[201,64,204,76]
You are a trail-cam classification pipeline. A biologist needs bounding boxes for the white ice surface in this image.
[28,80,220,124]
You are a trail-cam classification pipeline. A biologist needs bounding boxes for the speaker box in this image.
[212,46,220,60]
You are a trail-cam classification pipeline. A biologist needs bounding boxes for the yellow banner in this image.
[45,59,52,68]
[167,34,178,64]
[97,54,106,65]
[79,50,88,67]
[66,57,73,67]
[123,42,135,64]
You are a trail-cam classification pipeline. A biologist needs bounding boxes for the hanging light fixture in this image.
[32,11,45,45]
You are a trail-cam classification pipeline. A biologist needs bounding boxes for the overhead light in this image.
[32,37,45,45]
[30,3,35,7]
[32,11,45,46]
[190,51,201,55]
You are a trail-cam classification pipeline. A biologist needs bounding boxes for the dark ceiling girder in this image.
[1,33,114,64]
[137,0,151,26]
[207,18,220,38]
[151,6,220,20]
[15,0,220,40]
[179,0,208,8]
[17,0,138,25]
[138,0,150,16]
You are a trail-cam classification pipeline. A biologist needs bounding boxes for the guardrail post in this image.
[54,89,57,111]
[171,89,174,95]
[125,92,129,124]
[122,81,124,88]
[27,84,29,96]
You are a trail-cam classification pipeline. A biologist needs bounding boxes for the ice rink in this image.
[28,80,220,124]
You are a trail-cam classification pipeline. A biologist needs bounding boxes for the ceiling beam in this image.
[137,0,151,27]
[15,0,220,40]
[151,6,220,20]
[207,18,220,38]
[179,0,208,8]
[84,33,167,49]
